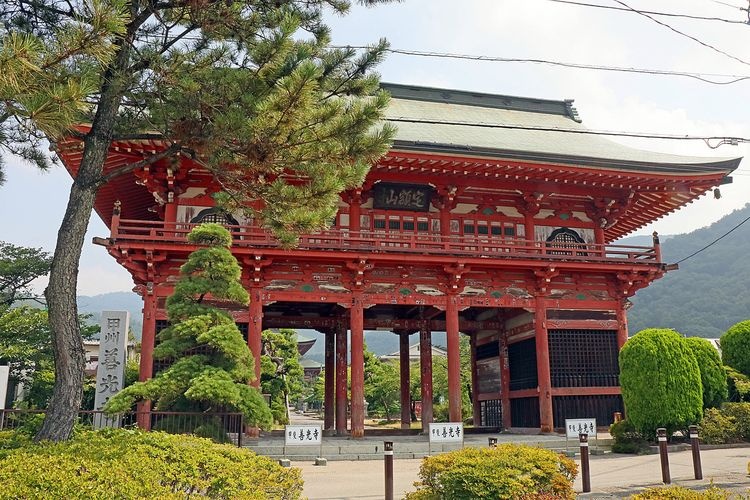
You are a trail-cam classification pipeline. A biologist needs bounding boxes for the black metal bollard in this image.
[657,428,671,484]
[579,433,591,493]
[689,425,703,480]
[488,437,498,448]
[384,440,394,500]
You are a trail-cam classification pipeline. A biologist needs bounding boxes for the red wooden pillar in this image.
[419,324,433,429]
[349,191,361,233]
[470,334,481,426]
[399,332,411,429]
[617,303,629,349]
[535,296,553,432]
[446,295,462,423]
[500,335,512,429]
[350,295,365,438]
[324,330,335,431]
[248,288,263,387]
[164,198,178,225]
[335,321,348,435]
[137,291,156,430]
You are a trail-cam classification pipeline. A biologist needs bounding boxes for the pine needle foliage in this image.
[3,0,395,441]
[0,0,128,180]
[105,224,272,428]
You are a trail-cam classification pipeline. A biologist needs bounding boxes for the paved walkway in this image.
[296,447,750,499]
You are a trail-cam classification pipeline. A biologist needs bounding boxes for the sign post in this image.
[428,422,464,455]
[93,311,130,429]
[0,365,9,430]
[564,418,597,453]
[284,424,324,465]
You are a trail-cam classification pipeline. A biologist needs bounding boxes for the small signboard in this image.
[373,183,433,212]
[565,418,597,438]
[285,425,323,446]
[428,422,464,443]
[564,418,598,453]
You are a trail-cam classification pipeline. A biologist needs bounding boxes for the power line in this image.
[544,0,749,24]
[386,116,750,145]
[675,213,750,264]
[706,0,747,11]
[611,0,750,67]
[335,46,750,85]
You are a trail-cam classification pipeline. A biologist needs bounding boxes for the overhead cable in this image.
[675,213,750,264]
[386,116,750,145]
[611,0,750,67]
[544,0,749,24]
[334,46,750,85]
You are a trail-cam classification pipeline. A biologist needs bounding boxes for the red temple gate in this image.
[59,83,740,435]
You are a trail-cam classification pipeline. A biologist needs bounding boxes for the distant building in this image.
[379,343,447,363]
[84,340,138,376]
[300,358,324,382]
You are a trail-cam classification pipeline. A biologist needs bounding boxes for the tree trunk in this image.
[35,33,134,442]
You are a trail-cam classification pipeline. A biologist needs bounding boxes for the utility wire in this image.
[336,46,750,85]
[706,0,746,10]
[675,213,750,264]
[544,0,748,24]
[611,0,750,67]
[386,116,750,145]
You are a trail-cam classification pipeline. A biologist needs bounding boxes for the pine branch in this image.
[98,142,182,184]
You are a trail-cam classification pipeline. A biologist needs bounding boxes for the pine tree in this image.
[105,224,273,429]
[0,0,394,440]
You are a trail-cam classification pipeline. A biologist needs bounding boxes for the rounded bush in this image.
[0,429,302,499]
[721,320,750,377]
[683,337,728,409]
[620,328,703,437]
[609,419,648,454]
[699,408,741,445]
[404,444,577,499]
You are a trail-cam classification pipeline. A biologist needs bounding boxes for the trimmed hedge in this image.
[620,329,703,437]
[684,337,728,409]
[0,429,302,499]
[721,320,750,377]
[631,485,739,499]
[404,444,577,499]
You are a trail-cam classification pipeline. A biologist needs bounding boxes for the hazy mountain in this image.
[628,203,750,338]
[77,292,143,339]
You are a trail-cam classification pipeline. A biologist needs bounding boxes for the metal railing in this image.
[110,218,661,265]
[0,409,245,447]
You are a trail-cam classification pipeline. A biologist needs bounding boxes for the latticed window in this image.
[545,227,586,255]
[190,208,239,226]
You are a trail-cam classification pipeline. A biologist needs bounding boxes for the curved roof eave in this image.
[391,140,742,176]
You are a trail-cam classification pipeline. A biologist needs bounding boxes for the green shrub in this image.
[721,320,750,377]
[620,329,703,437]
[684,337,728,409]
[699,408,741,445]
[721,402,750,440]
[726,367,750,402]
[404,444,577,499]
[630,485,738,499]
[0,429,302,499]
[610,419,649,454]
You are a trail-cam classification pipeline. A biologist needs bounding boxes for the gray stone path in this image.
[296,447,750,499]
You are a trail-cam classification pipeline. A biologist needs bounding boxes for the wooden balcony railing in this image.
[110,218,661,265]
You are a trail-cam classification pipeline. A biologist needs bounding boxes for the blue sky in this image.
[1,0,748,294]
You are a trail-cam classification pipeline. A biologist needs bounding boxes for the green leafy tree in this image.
[2,0,394,441]
[105,224,272,429]
[683,337,728,409]
[619,328,703,438]
[366,358,400,421]
[261,328,304,425]
[0,242,52,306]
[721,320,750,377]
[0,307,98,408]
